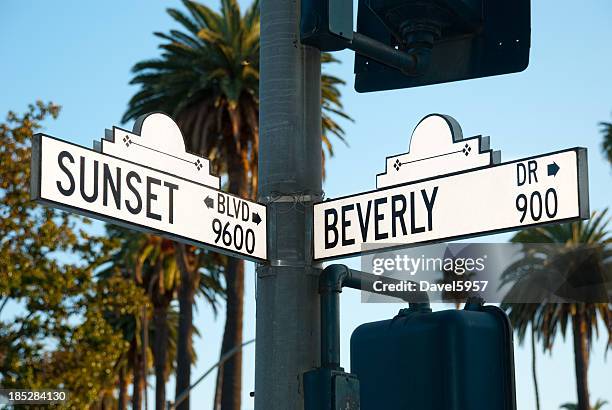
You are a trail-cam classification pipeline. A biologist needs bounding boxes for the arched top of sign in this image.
[95,112,221,189]
[376,114,501,189]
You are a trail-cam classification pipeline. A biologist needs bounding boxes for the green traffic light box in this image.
[350,300,516,409]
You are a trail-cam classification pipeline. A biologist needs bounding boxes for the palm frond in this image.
[599,118,612,164]
[501,209,612,354]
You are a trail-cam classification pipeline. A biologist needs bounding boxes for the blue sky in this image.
[1,1,611,409]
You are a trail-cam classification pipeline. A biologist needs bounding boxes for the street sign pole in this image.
[256,0,322,408]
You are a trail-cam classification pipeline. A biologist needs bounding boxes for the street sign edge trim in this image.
[317,147,586,204]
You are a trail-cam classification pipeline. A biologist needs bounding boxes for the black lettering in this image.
[324,209,339,249]
[391,194,407,237]
[103,164,121,209]
[79,156,98,203]
[56,151,75,196]
[356,202,372,242]
[164,181,179,224]
[146,176,162,221]
[125,171,142,214]
[218,193,226,214]
[232,198,240,220]
[516,163,526,186]
[341,204,355,246]
[422,186,438,231]
[410,191,425,234]
[227,196,235,218]
[241,201,249,222]
[545,188,558,218]
[528,160,538,184]
[374,197,388,240]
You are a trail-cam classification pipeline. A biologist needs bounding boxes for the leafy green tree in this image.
[600,116,612,165]
[0,102,147,408]
[501,211,612,410]
[122,0,352,408]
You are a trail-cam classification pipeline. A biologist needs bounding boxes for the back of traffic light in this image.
[351,297,516,410]
[304,265,431,410]
[300,0,531,92]
[304,265,516,410]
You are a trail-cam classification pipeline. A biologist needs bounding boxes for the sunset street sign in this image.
[313,114,589,261]
[31,113,267,261]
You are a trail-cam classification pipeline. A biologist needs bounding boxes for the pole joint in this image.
[318,264,430,369]
[347,31,432,76]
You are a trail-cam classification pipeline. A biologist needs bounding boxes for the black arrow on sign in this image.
[252,212,262,225]
[204,196,214,209]
[547,162,560,177]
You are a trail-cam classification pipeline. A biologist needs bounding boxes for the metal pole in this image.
[318,265,430,370]
[320,289,341,370]
[256,0,322,406]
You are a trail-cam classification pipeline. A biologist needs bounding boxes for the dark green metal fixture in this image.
[304,265,429,410]
[351,298,517,409]
[304,265,516,409]
[300,0,531,92]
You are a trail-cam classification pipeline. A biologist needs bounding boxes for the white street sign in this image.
[31,113,267,261]
[314,114,589,261]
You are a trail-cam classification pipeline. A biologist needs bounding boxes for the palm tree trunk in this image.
[175,244,198,410]
[218,256,245,410]
[118,366,129,410]
[572,304,591,410]
[214,370,222,410]
[531,325,541,410]
[132,340,143,410]
[217,151,247,410]
[143,307,150,410]
[153,305,169,410]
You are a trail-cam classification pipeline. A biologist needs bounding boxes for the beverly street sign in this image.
[31,113,267,261]
[313,114,589,261]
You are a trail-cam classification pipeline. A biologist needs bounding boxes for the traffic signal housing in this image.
[350,300,516,409]
[354,0,531,92]
[300,0,531,93]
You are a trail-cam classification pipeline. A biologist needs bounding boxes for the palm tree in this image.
[122,1,352,408]
[109,229,179,410]
[174,243,224,410]
[599,116,612,165]
[107,310,139,410]
[498,301,542,410]
[436,247,479,309]
[100,228,182,410]
[142,236,181,410]
[561,399,609,410]
[501,210,612,410]
[529,324,541,410]
[97,231,151,410]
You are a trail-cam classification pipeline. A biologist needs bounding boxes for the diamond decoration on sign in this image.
[123,135,132,147]
[393,158,402,171]
[462,143,472,156]
[195,159,203,171]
